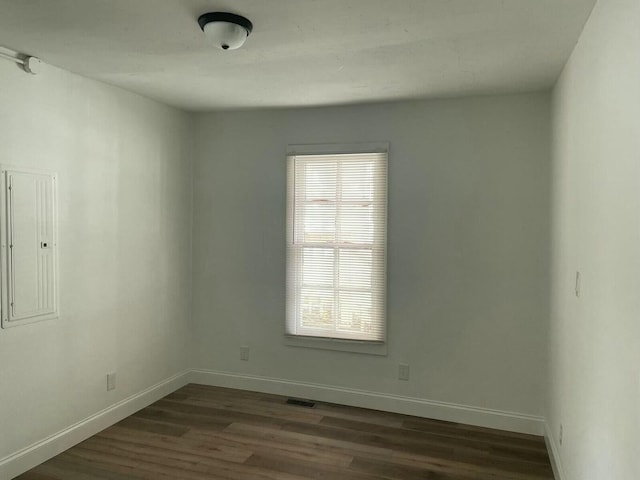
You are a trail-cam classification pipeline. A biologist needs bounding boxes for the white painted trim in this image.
[0,370,190,480]
[287,141,389,156]
[0,368,547,479]
[190,369,545,435]
[544,422,566,480]
[284,335,388,356]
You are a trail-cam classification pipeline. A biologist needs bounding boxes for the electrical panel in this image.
[1,167,58,328]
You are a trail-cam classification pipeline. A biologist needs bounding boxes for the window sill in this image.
[284,335,387,356]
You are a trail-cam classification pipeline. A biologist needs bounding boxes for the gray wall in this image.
[549,0,640,478]
[0,61,193,461]
[192,93,550,419]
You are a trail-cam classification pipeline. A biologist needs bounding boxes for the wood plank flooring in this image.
[17,384,554,480]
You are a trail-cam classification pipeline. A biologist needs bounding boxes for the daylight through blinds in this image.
[286,150,387,342]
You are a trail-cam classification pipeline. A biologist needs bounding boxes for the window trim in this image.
[285,142,388,355]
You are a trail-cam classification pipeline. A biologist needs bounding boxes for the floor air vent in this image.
[286,398,316,408]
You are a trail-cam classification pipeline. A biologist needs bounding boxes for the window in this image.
[286,144,387,344]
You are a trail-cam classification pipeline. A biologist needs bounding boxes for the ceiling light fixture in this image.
[198,12,253,51]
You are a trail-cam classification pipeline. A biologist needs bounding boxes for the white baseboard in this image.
[0,370,190,480]
[544,422,566,480]
[0,368,547,479]
[190,369,545,436]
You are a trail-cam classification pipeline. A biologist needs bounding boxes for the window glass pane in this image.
[303,248,334,287]
[304,162,336,201]
[300,288,333,330]
[341,161,374,201]
[304,204,335,243]
[339,205,373,244]
[338,249,372,289]
[337,291,372,333]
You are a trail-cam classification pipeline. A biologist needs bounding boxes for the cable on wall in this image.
[0,46,43,74]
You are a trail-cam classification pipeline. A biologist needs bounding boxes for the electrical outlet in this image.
[559,424,563,446]
[106,372,116,391]
[398,363,410,381]
[240,345,250,361]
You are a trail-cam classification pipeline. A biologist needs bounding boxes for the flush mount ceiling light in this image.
[198,12,253,50]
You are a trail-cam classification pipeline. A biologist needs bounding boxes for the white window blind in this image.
[286,148,387,342]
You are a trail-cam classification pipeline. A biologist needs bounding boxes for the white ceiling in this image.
[0,0,595,111]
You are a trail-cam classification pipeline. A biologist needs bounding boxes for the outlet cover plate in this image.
[399,363,410,381]
[107,372,116,391]
[240,345,250,361]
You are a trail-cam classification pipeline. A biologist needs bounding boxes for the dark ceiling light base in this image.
[198,12,253,34]
[198,12,253,50]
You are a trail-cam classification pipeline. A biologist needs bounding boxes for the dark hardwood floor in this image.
[17,384,554,479]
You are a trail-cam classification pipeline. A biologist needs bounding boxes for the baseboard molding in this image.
[0,370,190,480]
[0,368,547,479]
[544,422,566,480]
[190,369,545,436]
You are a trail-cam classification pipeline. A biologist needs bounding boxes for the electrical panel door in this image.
[1,167,57,328]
